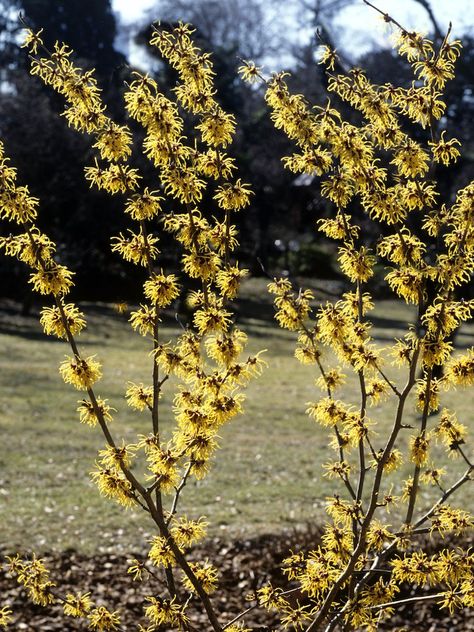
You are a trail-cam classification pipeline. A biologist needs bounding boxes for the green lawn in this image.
[0,278,472,554]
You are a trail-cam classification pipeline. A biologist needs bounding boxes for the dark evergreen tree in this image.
[0,0,141,303]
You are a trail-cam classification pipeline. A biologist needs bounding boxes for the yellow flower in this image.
[85,163,140,194]
[315,368,346,392]
[10,556,55,607]
[318,214,359,239]
[21,28,44,54]
[295,344,320,364]
[127,559,146,582]
[366,378,389,405]
[238,60,262,83]
[400,180,438,210]
[269,282,313,332]
[175,427,218,462]
[438,588,463,614]
[205,328,247,366]
[77,398,113,426]
[181,560,218,594]
[0,607,13,628]
[88,606,121,631]
[154,343,184,374]
[144,596,188,629]
[257,583,287,609]
[280,604,313,629]
[0,185,39,224]
[362,187,407,224]
[170,516,208,548]
[321,171,354,208]
[29,263,74,296]
[215,266,248,299]
[143,272,180,307]
[306,397,353,427]
[391,139,429,177]
[318,45,339,71]
[161,165,206,204]
[344,412,375,445]
[93,122,132,161]
[40,303,85,339]
[146,441,178,471]
[125,382,153,411]
[430,505,473,536]
[63,103,107,134]
[98,443,134,469]
[338,246,375,282]
[124,189,163,220]
[148,536,176,567]
[445,348,474,386]
[90,465,135,508]
[420,465,446,485]
[379,448,403,472]
[434,408,467,453]
[322,460,350,480]
[299,549,340,595]
[197,149,236,179]
[193,306,231,335]
[422,300,472,337]
[366,520,394,551]
[129,304,157,336]
[59,355,102,390]
[197,108,236,147]
[63,592,92,617]
[377,230,425,266]
[394,30,433,62]
[409,433,430,466]
[282,147,332,176]
[414,55,455,89]
[182,251,220,280]
[111,229,159,267]
[416,376,440,412]
[385,267,426,304]
[429,131,461,165]
[207,393,244,425]
[214,179,253,210]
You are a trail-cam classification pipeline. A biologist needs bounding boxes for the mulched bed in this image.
[1,529,473,630]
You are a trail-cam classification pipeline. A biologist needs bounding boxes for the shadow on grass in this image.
[3,296,474,348]
[235,297,275,323]
[0,303,52,342]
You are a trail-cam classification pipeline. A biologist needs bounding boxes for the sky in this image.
[111,0,473,67]
[333,0,473,54]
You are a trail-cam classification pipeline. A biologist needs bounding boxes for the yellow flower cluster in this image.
[239,11,474,631]
[144,596,188,629]
[40,303,86,338]
[1,22,269,631]
[0,145,73,298]
[59,355,102,390]
[2,12,471,632]
[5,555,55,607]
[90,462,135,508]
[3,556,116,631]
[0,142,114,432]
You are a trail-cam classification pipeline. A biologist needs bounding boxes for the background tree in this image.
[0,0,135,304]
[1,0,473,301]
[134,0,332,275]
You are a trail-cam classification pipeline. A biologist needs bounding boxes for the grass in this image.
[0,277,473,554]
